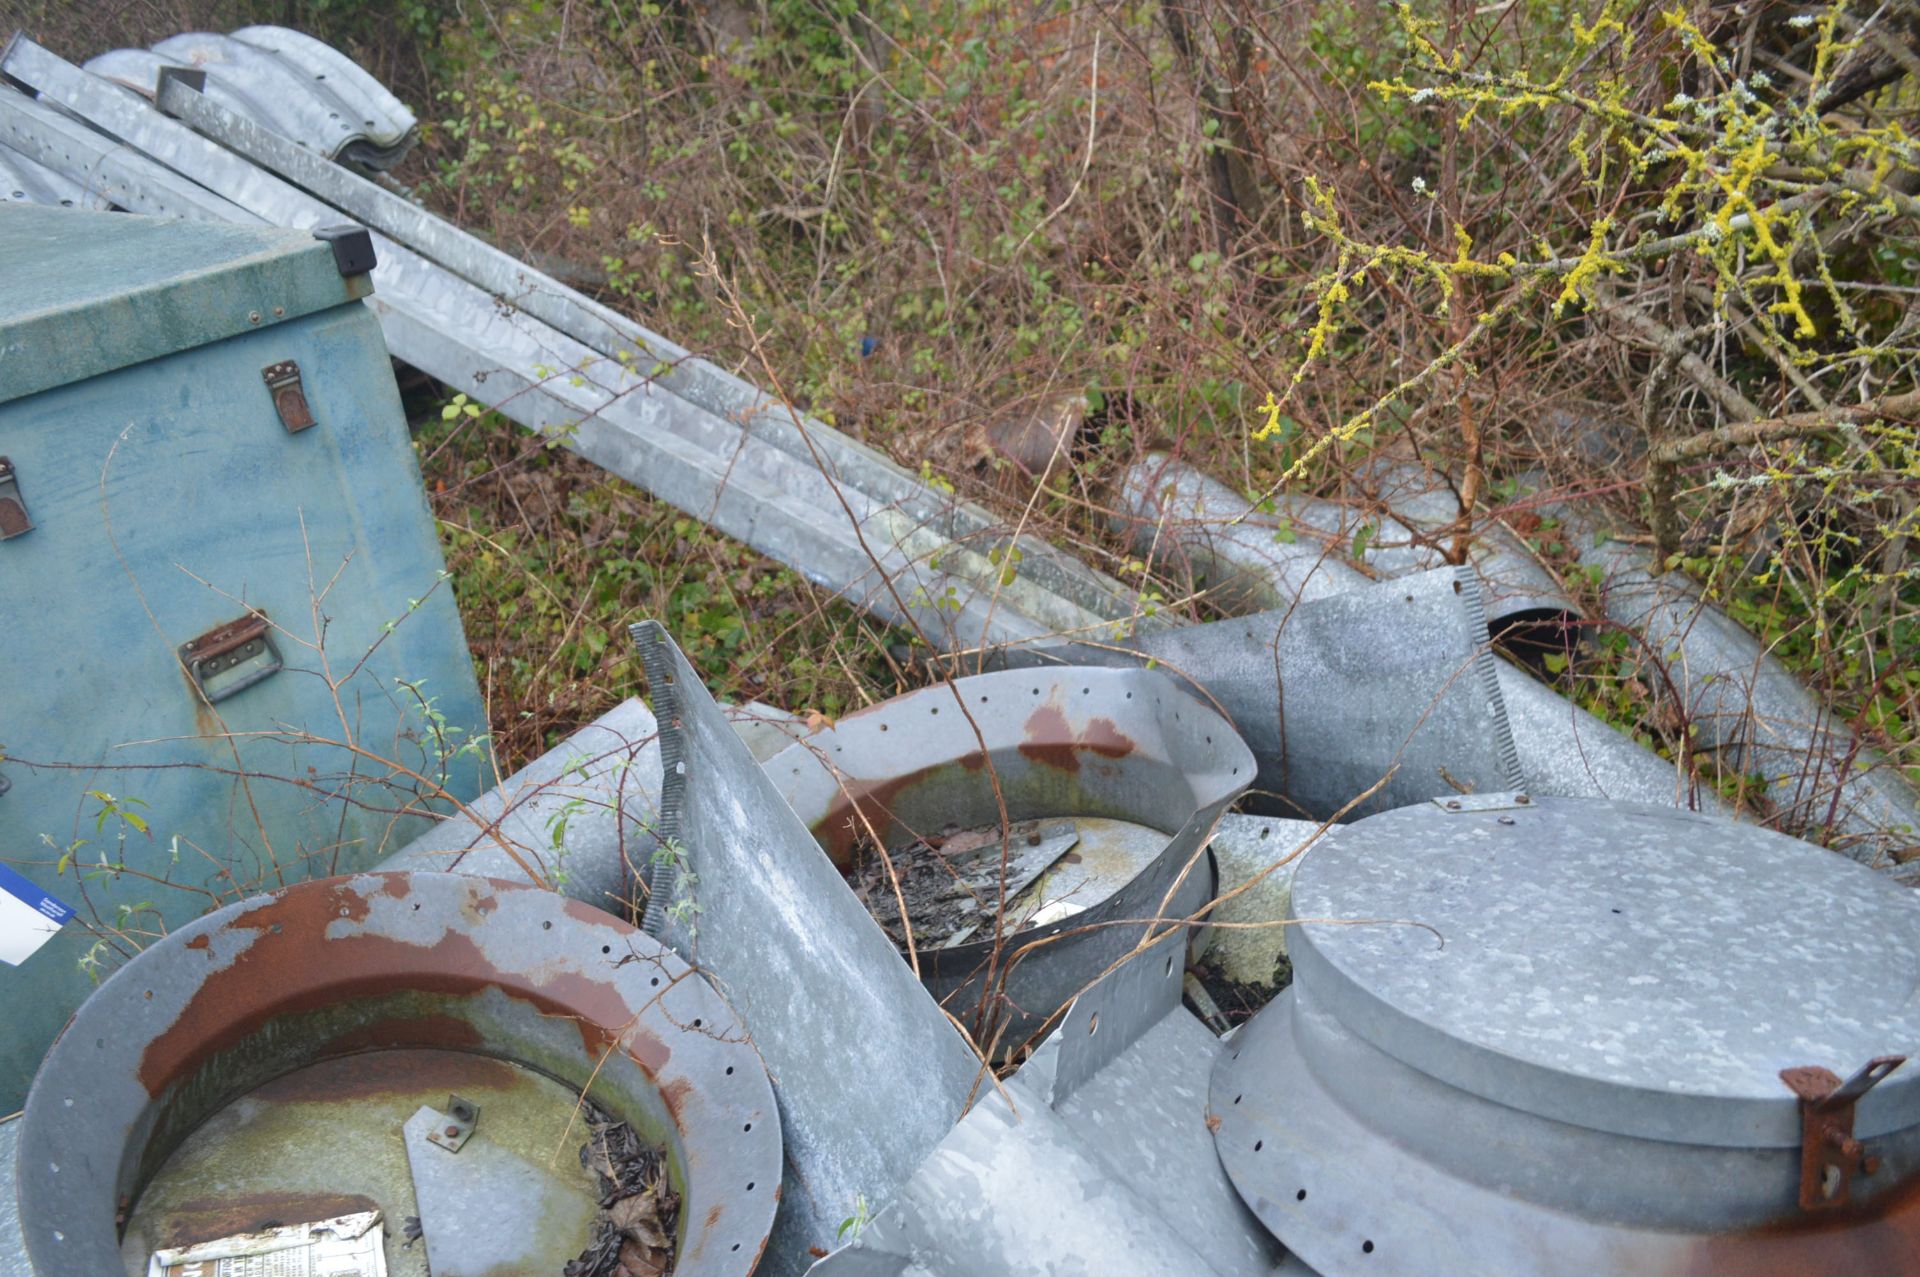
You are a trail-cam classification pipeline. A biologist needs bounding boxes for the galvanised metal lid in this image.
[1211,795,1920,1274]
[1287,795,1920,1146]
[0,204,369,405]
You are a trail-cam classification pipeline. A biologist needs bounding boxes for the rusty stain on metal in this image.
[1018,701,1137,775]
[1674,1171,1920,1274]
[135,877,671,1098]
[1780,1055,1907,1211]
[812,765,945,867]
[148,1190,381,1250]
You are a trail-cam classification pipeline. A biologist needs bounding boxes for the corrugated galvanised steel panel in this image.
[81,25,417,169]
[0,205,489,1108]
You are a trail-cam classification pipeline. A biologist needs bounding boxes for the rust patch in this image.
[184,935,210,951]
[1019,704,1080,774]
[251,1047,518,1103]
[1081,716,1134,759]
[1676,1173,1920,1275]
[1019,704,1135,773]
[137,876,670,1097]
[706,1203,724,1230]
[656,1074,693,1129]
[154,1190,379,1248]
[811,767,936,867]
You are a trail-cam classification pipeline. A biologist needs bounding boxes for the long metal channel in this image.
[1552,502,1920,875]
[0,87,260,224]
[633,621,983,1274]
[1115,455,1731,814]
[149,70,1147,639]
[0,40,1124,653]
[1120,454,1578,638]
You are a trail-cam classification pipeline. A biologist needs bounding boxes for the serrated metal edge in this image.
[1454,565,1529,792]
[630,620,683,937]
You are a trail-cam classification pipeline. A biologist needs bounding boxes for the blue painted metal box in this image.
[0,205,491,1106]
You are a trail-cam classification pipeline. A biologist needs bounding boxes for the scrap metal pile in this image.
[4,26,1920,1277]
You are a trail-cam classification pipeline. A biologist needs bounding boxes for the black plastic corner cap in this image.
[313,223,377,278]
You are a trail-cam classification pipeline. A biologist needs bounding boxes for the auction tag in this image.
[147,1211,388,1277]
[0,862,72,966]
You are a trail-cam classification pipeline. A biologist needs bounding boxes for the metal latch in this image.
[1780,1054,1907,1210]
[262,361,315,433]
[0,457,31,539]
[426,1094,479,1153]
[180,613,283,704]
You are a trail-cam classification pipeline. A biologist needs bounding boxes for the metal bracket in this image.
[180,613,283,704]
[424,1094,479,1153]
[1432,790,1533,813]
[1779,1055,1906,1210]
[0,457,31,540]
[262,361,316,433]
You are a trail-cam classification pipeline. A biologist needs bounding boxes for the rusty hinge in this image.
[262,360,316,433]
[0,457,31,540]
[180,612,283,704]
[1780,1054,1907,1211]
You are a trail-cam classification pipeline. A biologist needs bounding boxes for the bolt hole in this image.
[879,723,889,732]
[693,1018,703,1028]
[1164,955,1175,976]
[746,1181,755,1191]
[651,977,660,987]
[744,1122,752,1132]
[602,944,612,954]
[1254,1140,1263,1152]
[542,920,552,930]
[1234,1094,1242,1104]
[1032,688,1040,696]
[930,706,938,715]
[733,1244,741,1252]
[1296,1188,1307,1201]
[1363,1241,1375,1254]
[726,1065,735,1075]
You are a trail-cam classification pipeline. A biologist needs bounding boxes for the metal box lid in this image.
[1287,796,1920,1145]
[1211,796,1920,1273]
[0,204,367,404]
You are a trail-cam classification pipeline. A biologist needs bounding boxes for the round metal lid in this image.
[1289,796,1920,1145]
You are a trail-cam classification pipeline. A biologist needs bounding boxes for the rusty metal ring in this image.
[16,872,781,1274]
